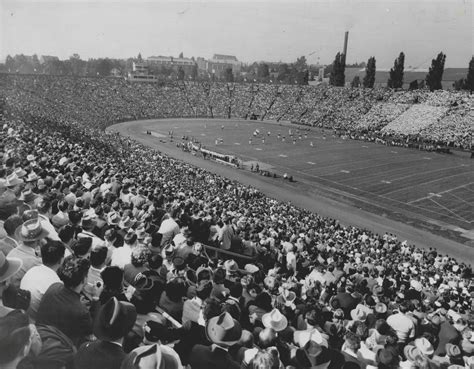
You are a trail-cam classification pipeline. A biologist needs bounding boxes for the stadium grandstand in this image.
[0,72,472,369]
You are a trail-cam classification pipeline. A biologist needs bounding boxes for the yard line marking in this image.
[381,180,392,184]
[255,148,262,151]
[307,161,316,165]
[340,170,350,173]
[362,145,369,148]
[407,182,474,204]
[390,151,398,154]
[428,198,472,223]
[423,157,432,160]
[279,154,288,157]
[445,191,474,207]
[234,143,241,145]
[200,133,206,136]
[428,192,442,198]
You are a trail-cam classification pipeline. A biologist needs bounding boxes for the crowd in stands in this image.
[0,75,472,368]
[1,74,472,151]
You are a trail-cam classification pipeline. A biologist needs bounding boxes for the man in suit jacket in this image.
[188,312,242,369]
[74,297,137,369]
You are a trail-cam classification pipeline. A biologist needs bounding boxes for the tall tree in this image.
[351,76,361,88]
[426,52,446,91]
[294,56,308,72]
[464,56,474,92]
[5,55,15,72]
[277,63,291,83]
[179,52,184,58]
[224,67,234,82]
[177,66,185,80]
[190,63,198,81]
[329,52,346,86]
[363,56,376,88]
[296,70,309,85]
[257,63,270,80]
[387,52,405,88]
[137,53,143,62]
[409,80,419,90]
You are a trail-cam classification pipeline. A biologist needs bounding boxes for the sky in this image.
[0,0,472,68]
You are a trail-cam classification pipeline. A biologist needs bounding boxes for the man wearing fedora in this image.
[0,252,22,317]
[8,218,47,288]
[74,297,137,369]
[188,311,242,369]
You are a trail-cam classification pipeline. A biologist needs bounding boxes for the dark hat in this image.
[14,219,48,242]
[206,312,242,347]
[376,348,399,366]
[172,256,185,270]
[93,297,137,341]
[143,320,168,343]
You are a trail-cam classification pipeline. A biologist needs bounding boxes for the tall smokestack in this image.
[343,31,349,62]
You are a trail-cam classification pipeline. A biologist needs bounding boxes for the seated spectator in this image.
[124,246,151,285]
[36,256,99,346]
[20,239,65,321]
[83,245,108,300]
[0,215,22,256]
[74,297,137,369]
[0,311,42,368]
[0,252,22,317]
[8,218,46,288]
[188,312,242,369]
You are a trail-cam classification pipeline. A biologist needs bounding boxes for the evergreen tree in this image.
[409,80,419,90]
[387,52,405,88]
[465,56,474,92]
[191,64,198,81]
[224,67,234,82]
[329,52,346,86]
[351,76,361,88]
[426,52,446,91]
[177,66,185,81]
[363,56,376,88]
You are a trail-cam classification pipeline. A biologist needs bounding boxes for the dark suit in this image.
[37,283,93,347]
[188,344,240,369]
[74,340,126,369]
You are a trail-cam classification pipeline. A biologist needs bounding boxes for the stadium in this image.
[0,2,473,369]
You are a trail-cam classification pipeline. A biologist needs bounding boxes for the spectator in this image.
[36,256,99,346]
[74,297,137,369]
[8,218,47,288]
[20,239,65,321]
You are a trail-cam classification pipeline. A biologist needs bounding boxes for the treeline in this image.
[1,54,134,77]
[2,52,473,91]
[329,51,474,92]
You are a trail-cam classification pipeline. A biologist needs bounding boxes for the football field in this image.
[112,118,474,247]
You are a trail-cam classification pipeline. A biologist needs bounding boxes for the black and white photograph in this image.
[0,0,473,368]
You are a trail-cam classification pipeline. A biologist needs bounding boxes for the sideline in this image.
[107,119,474,264]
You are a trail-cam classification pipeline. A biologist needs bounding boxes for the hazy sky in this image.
[0,0,472,68]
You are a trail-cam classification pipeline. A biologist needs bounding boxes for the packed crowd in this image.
[1,74,472,151]
[0,74,473,369]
